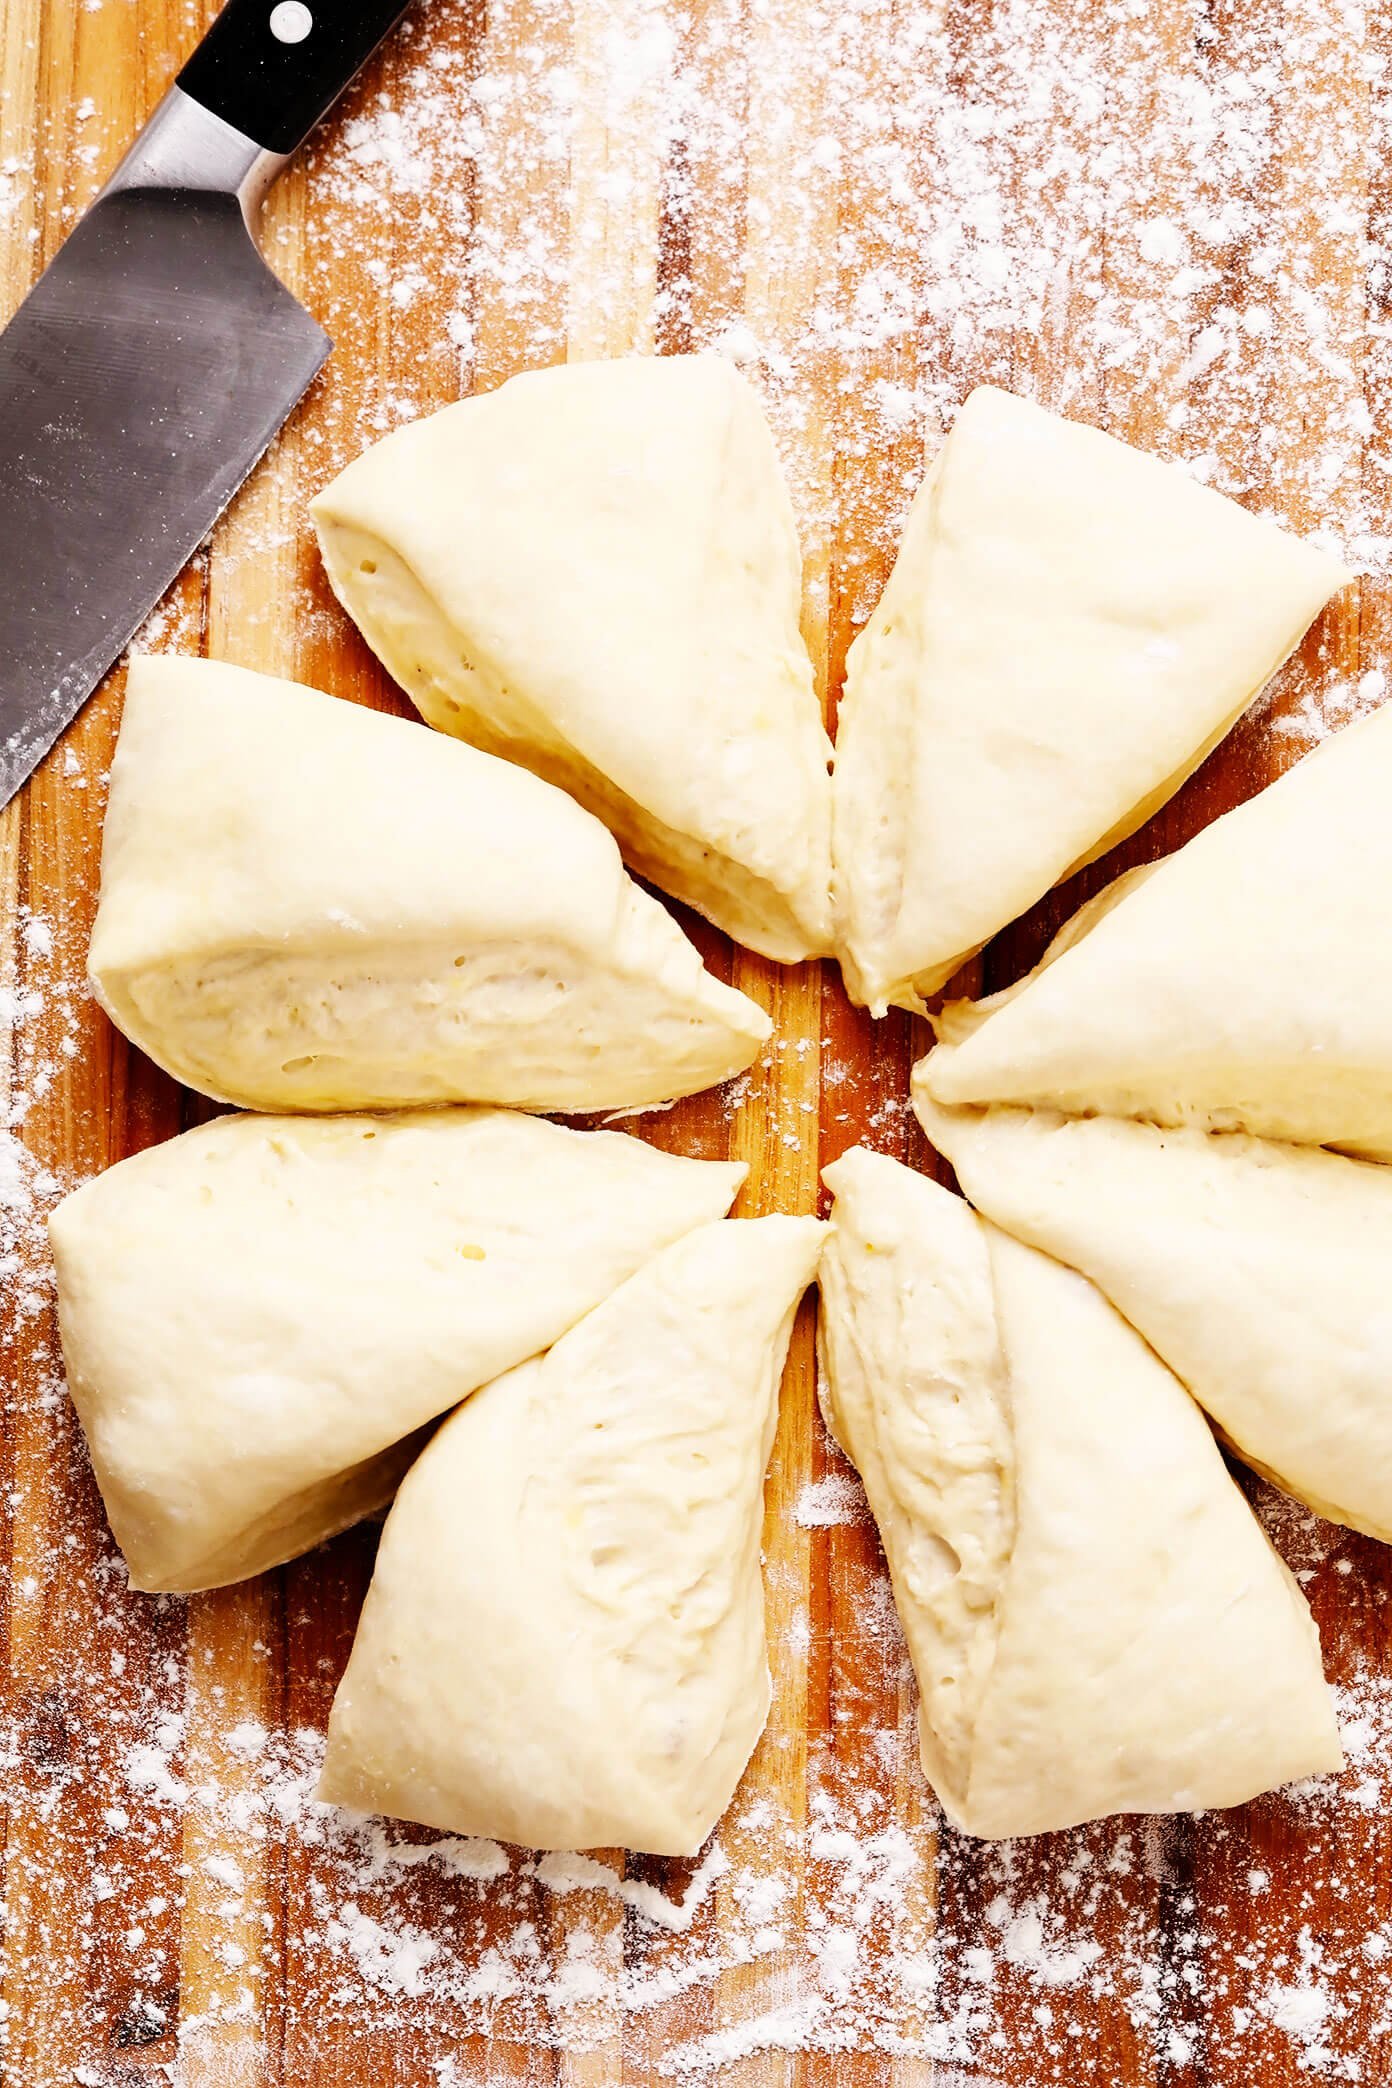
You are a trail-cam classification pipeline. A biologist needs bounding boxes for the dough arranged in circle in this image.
[54,353,1373,1859]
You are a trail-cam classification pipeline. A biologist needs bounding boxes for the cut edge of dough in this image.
[1050,576,1350,893]
[91,900,771,1117]
[830,450,949,1018]
[843,768,1210,1022]
[817,1151,1016,1824]
[317,1214,825,1854]
[927,858,1164,1061]
[121,1427,432,1595]
[313,513,833,965]
[830,392,1351,1022]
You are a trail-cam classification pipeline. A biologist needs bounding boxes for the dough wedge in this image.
[921,699,1392,1157]
[312,354,834,963]
[819,1147,1340,1837]
[832,386,1351,1014]
[89,655,769,1115]
[320,1215,824,1855]
[49,1108,745,1593]
[916,1089,1392,1542]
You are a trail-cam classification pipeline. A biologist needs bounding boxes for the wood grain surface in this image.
[1,0,1388,2082]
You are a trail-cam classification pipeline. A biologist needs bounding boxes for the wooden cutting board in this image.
[2,0,1387,2081]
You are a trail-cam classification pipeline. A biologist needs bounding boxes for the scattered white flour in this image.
[6,0,1392,2077]
[794,1471,867,1527]
[0,1502,1372,2083]
[1,906,79,1319]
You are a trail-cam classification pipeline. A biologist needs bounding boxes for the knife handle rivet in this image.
[268,1,313,44]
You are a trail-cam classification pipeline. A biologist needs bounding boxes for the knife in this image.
[0,0,416,810]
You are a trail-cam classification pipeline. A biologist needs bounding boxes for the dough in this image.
[818,1148,1340,1837]
[921,699,1392,1157]
[319,1215,824,1855]
[832,386,1350,1014]
[312,354,834,963]
[915,1090,1392,1541]
[49,1108,745,1593]
[89,655,770,1115]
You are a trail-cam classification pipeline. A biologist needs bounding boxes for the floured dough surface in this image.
[916,1091,1392,1542]
[49,1108,745,1592]
[89,655,769,1115]
[832,386,1350,1014]
[312,354,834,962]
[319,1216,824,1856]
[819,1147,1340,1838]
[922,699,1392,1156]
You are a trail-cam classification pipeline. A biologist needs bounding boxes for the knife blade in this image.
[0,0,416,811]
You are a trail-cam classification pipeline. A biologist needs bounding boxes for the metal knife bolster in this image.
[99,85,288,228]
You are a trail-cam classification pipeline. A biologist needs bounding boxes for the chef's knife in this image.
[0,0,415,810]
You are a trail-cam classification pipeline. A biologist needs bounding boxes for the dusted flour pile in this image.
[3,0,1392,2078]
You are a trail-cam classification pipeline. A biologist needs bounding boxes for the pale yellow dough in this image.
[49,1108,745,1593]
[319,1216,824,1856]
[916,1091,1392,1543]
[818,1147,1340,1837]
[921,699,1392,1157]
[89,655,769,1115]
[832,386,1351,1014]
[312,354,834,963]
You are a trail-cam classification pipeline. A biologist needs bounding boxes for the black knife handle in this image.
[177,0,415,158]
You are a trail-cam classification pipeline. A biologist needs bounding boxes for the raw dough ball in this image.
[319,1215,824,1856]
[312,354,834,963]
[818,1147,1340,1837]
[89,655,770,1115]
[832,386,1351,1014]
[921,698,1392,1157]
[49,1107,745,1592]
[916,1091,1392,1542]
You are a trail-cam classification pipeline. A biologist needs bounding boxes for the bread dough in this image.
[921,699,1392,1157]
[89,655,770,1115]
[818,1147,1340,1837]
[49,1108,745,1593]
[831,386,1350,1014]
[916,1090,1392,1541]
[312,354,834,963]
[319,1215,824,1855]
